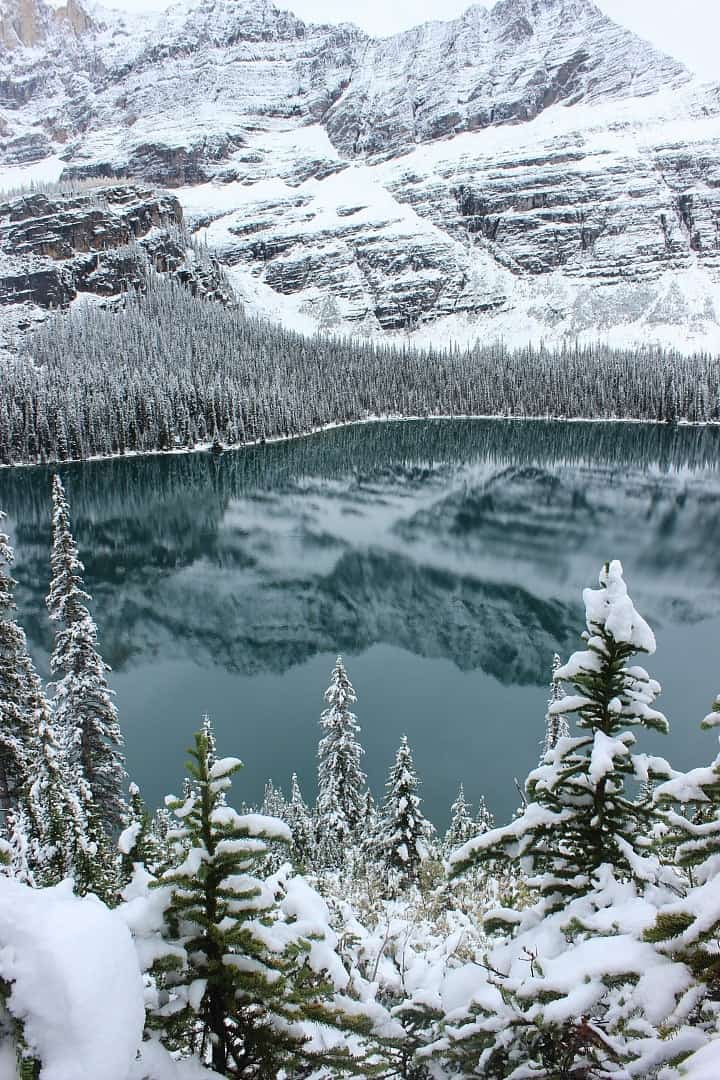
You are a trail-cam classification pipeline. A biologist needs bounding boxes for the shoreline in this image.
[1,412,719,471]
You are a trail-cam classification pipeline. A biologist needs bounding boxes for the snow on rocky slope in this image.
[1,0,720,349]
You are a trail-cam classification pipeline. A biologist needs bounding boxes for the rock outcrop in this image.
[1,0,720,348]
[0,184,232,333]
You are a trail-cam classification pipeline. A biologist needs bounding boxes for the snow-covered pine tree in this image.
[475,794,495,835]
[22,659,98,893]
[440,562,682,1079]
[316,657,366,868]
[0,514,37,820]
[118,781,169,884]
[150,720,371,1076]
[450,560,675,911]
[3,807,32,885]
[261,778,287,820]
[378,736,433,891]
[0,510,96,892]
[286,773,315,870]
[46,475,126,841]
[645,692,720,1016]
[444,784,475,853]
[539,652,569,763]
[261,778,290,872]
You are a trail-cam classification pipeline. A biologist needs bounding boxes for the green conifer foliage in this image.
[0,515,37,820]
[645,692,720,1007]
[286,774,315,871]
[444,784,475,854]
[0,509,96,892]
[450,560,675,911]
[316,657,366,868]
[379,736,433,891]
[46,474,127,844]
[150,721,369,1077]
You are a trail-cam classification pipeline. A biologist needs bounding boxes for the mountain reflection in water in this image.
[2,419,719,825]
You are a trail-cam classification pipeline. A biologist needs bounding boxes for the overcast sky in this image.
[108,0,718,81]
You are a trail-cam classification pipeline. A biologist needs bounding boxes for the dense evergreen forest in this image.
[1,275,719,466]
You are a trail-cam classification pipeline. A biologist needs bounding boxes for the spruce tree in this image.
[359,789,381,870]
[444,784,475,853]
[3,808,32,884]
[260,779,289,872]
[378,736,432,891]
[474,794,494,835]
[0,510,95,892]
[260,778,287,820]
[539,652,569,762]
[316,657,366,868]
[150,720,369,1076]
[118,781,168,884]
[286,773,315,870]
[0,514,37,819]
[451,560,675,910]
[46,474,126,839]
[24,676,97,893]
[442,562,681,1079]
[646,692,720,1009]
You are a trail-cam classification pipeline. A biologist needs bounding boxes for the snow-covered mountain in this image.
[2,0,720,349]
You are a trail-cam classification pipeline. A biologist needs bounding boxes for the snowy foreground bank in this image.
[3,861,720,1080]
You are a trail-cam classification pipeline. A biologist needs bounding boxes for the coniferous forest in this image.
[3,474,720,1079]
[1,275,720,466]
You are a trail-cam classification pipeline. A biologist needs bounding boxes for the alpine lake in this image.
[2,418,720,829]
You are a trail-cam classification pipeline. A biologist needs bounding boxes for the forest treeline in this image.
[1,275,719,465]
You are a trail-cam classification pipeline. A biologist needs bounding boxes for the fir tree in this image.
[24,679,97,893]
[645,692,720,1009]
[316,657,366,868]
[442,562,682,1079]
[0,509,95,892]
[444,784,475,853]
[260,778,287,820]
[0,514,37,820]
[539,652,569,762]
[3,808,32,885]
[260,778,289,872]
[46,474,126,839]
[475,793,495,835]
[359,789,380,858]
[378,736,432,891]
[118,781,167,884]
[286,773,315,870]
[150,720,370,1076]
[450,560,675,910]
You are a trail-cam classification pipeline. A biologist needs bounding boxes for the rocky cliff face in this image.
[0,183,233,338]
[1,0,720,348]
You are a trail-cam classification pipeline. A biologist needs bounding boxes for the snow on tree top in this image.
[583,559,656,654]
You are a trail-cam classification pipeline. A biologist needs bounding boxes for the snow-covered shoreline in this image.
[2,411,718,472]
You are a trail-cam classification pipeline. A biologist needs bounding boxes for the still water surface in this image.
[2,420,720,828]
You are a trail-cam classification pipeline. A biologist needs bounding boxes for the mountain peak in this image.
[0,0,92,48]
